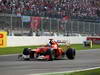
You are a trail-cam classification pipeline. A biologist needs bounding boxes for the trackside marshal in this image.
[0,32,7,48]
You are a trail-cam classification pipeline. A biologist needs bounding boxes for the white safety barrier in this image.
[7,36,86,47]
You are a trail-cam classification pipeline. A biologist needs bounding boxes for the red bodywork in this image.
[31,45,65,60]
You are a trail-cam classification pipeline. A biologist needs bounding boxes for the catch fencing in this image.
[0,14,100,36]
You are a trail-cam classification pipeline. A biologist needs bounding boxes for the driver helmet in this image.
[49,39,55,44]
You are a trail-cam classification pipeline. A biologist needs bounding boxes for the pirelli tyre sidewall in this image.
[66,48,76,60]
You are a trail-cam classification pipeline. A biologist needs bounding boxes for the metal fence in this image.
[40,18,100,36]
[0,14,100,36]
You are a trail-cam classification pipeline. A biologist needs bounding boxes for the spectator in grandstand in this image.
[0,0,100,18]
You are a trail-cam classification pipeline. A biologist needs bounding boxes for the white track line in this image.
[28,67,100,75]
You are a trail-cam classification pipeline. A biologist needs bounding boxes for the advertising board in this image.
[87,36,100,44]
[0,32,7,47]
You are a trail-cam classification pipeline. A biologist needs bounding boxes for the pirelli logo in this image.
[0,32,7,47]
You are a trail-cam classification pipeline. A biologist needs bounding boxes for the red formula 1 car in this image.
[18,40,76,61]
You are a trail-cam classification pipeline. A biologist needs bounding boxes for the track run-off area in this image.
[0,49,100,75]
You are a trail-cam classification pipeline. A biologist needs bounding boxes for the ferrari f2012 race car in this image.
[18,40,76,61]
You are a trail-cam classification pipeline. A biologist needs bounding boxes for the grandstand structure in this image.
[0,0,100,36]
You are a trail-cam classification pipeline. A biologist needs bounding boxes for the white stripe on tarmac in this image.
[28,67,100,75]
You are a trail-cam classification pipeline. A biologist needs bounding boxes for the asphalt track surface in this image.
[0,49,100,75]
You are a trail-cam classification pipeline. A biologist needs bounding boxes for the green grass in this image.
[62,44,100,51]
[0,44,100,55]
[46,68,100,75]
[0,46,39,55]
[71,44,100,50]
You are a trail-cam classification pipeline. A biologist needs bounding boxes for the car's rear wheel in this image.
[66,48,76,60]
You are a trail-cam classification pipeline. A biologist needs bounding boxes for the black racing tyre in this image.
[23,48,31,55]
[66,48,76,60]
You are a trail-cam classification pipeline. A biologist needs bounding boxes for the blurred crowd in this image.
[0,0,100,18]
